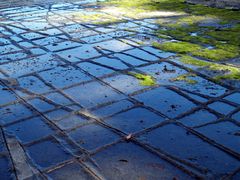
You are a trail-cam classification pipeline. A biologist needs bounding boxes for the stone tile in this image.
[141,46,175,58]
[93,57,129,70]
[55,114,90,131]
[106,108,165,133]
[33,36,67,46]
[102,74,146,94]
[18,76,52,94]
[0,54,62,77]
[91,100,134,118]
[91,142,191,180]
[30,48,46,55]
[136,62,187,85]
[0,44,20,54]
[45,41,81,52]
[178,109,217,127]
[137,124,240,177]
[47,162,95,180]
[0,52,28,63]
[113,53,146,66]
[133,87,196,118]
[44,92,72,106]
[224,93,240,105]
[63,81,125,108]
[77,62,114,77]
[5,117,54,144]
[0,156,14,180]
[44,109,70,122]
[0,88,17,106]
[68,123,120,151]
[124,48,159,61]
[60,24,87,33]
[20,32,45,40]
[26,139,72,169]
[0,103,34,125]
[0,130,6,152]
[232,112,240,122]
[57,45,101,61]
[196,121,240,153]
[208,101,236,115]
[93,39,132,53]
[39,66,91,89]
[27,98,55,113]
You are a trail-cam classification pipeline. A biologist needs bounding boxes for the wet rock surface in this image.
[0,0,239,179]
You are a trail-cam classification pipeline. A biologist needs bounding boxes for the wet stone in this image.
[93,39,132,53]
[44,109,70,122]
[18,76,52,94]
[30,48,46,55]
[136,62,187,85]
[0,156,14,180]
[133,87,196,118]
[0,103,34,126]
[178,109,217,127]
[232,112,240,122]
[44,92,72,106]
[196,121,240,154]
[57,45,101,61]
[0,52,28,63]
[64,81,125,108]
[0,130,6,152]
[137,124,240,177]
[141,46,175,58]
[93,57,129,70]
[77,62,114,77]
[124,48,159,61]
[27,98,55,113]
[39,28,63,36]
[0,44,20,54]
[26,138,72,169]
[113,53,146,66]
[45,41,81,52]
[60,24,87,34]
[47,161,95,180]
[208,101,236,115]
[5,117,54,144]
[90,142,192,180]
[38,66,91,89]
[182,91,208,103]
[106,107,165,133]
[68,123,120,151]
[33,36,67,46]
[91,99,134,118]
[55,114,90,131]
[0,87,17,106]
[20,32,45,40]
[0,54,62,77]
[102,74,146,95]
[224,93,240,105]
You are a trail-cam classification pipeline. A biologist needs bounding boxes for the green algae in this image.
[130,73,157,86]
[153,41,202,54]
[179,55,240,81]
[153,41,239,61]
[171,73,198,84]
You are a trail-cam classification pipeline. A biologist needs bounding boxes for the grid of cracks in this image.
[0,1,239,179]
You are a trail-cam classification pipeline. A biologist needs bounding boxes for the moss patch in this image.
[153,41,239,61]
[179,55,240,81]
[130,73,157,86]
[153,41,202,54]
[171,73,197,84]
